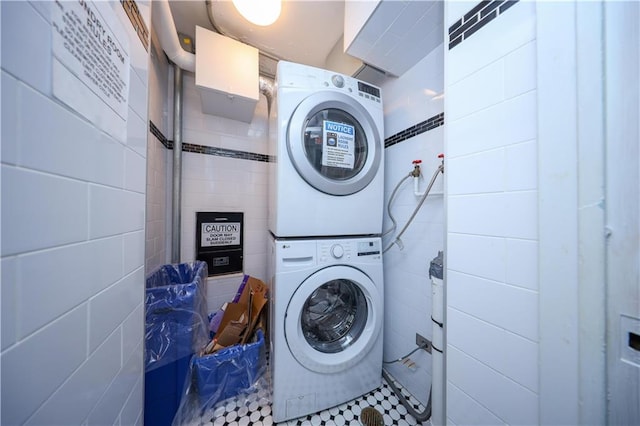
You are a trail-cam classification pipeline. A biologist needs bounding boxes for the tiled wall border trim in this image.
[152,112,443,159]
[149,121,271,162]
[448,0,519,49]
[384,112,444,148]
[149,121,171,149]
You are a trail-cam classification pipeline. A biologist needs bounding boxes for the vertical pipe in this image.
[171,64,183,263]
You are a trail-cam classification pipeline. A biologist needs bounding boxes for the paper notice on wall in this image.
[51,1,130,141]
[321,120,355,169]
[201,223,241,247]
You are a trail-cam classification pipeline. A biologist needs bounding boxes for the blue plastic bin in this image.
[144,262,208,426]
[194,330,266,410]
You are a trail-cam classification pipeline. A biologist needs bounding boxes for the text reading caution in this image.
[201,223,241,247]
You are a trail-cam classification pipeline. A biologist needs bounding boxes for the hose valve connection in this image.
[411,159,422,178]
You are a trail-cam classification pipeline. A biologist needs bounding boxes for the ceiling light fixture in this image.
[232,0,281,26]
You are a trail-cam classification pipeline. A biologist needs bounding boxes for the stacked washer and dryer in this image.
[268,61,386,422]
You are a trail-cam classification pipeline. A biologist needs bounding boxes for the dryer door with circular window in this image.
[284,265,383,373]
[287,92,383,196]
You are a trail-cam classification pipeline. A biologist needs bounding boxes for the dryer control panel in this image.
[277,61,382,108]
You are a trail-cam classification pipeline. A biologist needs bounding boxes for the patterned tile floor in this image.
[201,374,430,426]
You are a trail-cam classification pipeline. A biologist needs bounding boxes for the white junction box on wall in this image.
[195,25,259,123]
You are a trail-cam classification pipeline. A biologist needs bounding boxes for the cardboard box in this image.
[207,276,268,352]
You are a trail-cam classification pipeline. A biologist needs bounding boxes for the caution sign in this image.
[201,222,241,247]
[196,212,244,276]
[322,120,355,169]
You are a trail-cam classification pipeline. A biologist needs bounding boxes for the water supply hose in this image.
[381,174,413,238]
[383,163,444,253]
[382,369,432,422]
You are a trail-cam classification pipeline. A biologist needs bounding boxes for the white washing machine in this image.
[269,236,384,422]
[268,61,385,238]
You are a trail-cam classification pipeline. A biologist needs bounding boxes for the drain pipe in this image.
[171,65,183,263]
[153,0,195,263]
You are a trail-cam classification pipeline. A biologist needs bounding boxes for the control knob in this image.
[331,75,345,88]
[330,244,344,259]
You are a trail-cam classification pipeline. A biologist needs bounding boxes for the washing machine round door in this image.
[284,265,382,374]
[287,92,382,196]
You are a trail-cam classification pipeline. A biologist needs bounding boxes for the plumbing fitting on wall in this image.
[383,155,445,253]
[413,154,444,196]
[411,159,425,196]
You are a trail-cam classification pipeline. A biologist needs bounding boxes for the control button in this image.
[331,75,345,88]
[331,244,344,259]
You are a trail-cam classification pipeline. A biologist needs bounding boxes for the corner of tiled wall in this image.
[1,1,150,424]
[444,1,539,424]
[381,44,445,407]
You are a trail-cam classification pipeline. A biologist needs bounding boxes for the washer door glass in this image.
[302,109,367,182]
[301,278,367,354]
[287,92,382,196]
[284,265,382,374]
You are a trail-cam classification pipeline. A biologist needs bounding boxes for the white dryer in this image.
[269,236,384,422]
[268,61,384,238]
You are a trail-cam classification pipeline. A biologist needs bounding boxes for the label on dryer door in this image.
[322,120,355,169]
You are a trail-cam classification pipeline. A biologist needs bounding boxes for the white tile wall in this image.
[144,19,172,276]
[89,184,145,239]
[447,308,538,392]
[447,382,506,426]
[447,1,536,85]
[505,140,537,191]
[0,1,52,95]
[177,73,270,289]
[0,1,149,424]
[447,233,506,283]
[445,1,539,423]
[1,71,19,165]
[1,305,88,425]
[2,165,89,256]
[1,257,18,350]
[24,329,122,426]
[144,53,270,290]
[87,341,143,426]
[505,238,538,291]
[88,269,145,352]
[447,148,505,195]
[381,47,445,406]
[124,231,145,275]
[447,271,538,341]
[447,346,538,425]
[447,87,537,159]
[16,236,123,339]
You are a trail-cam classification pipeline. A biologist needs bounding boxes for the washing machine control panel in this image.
[357,240,381,257]
[318,239,382,263]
